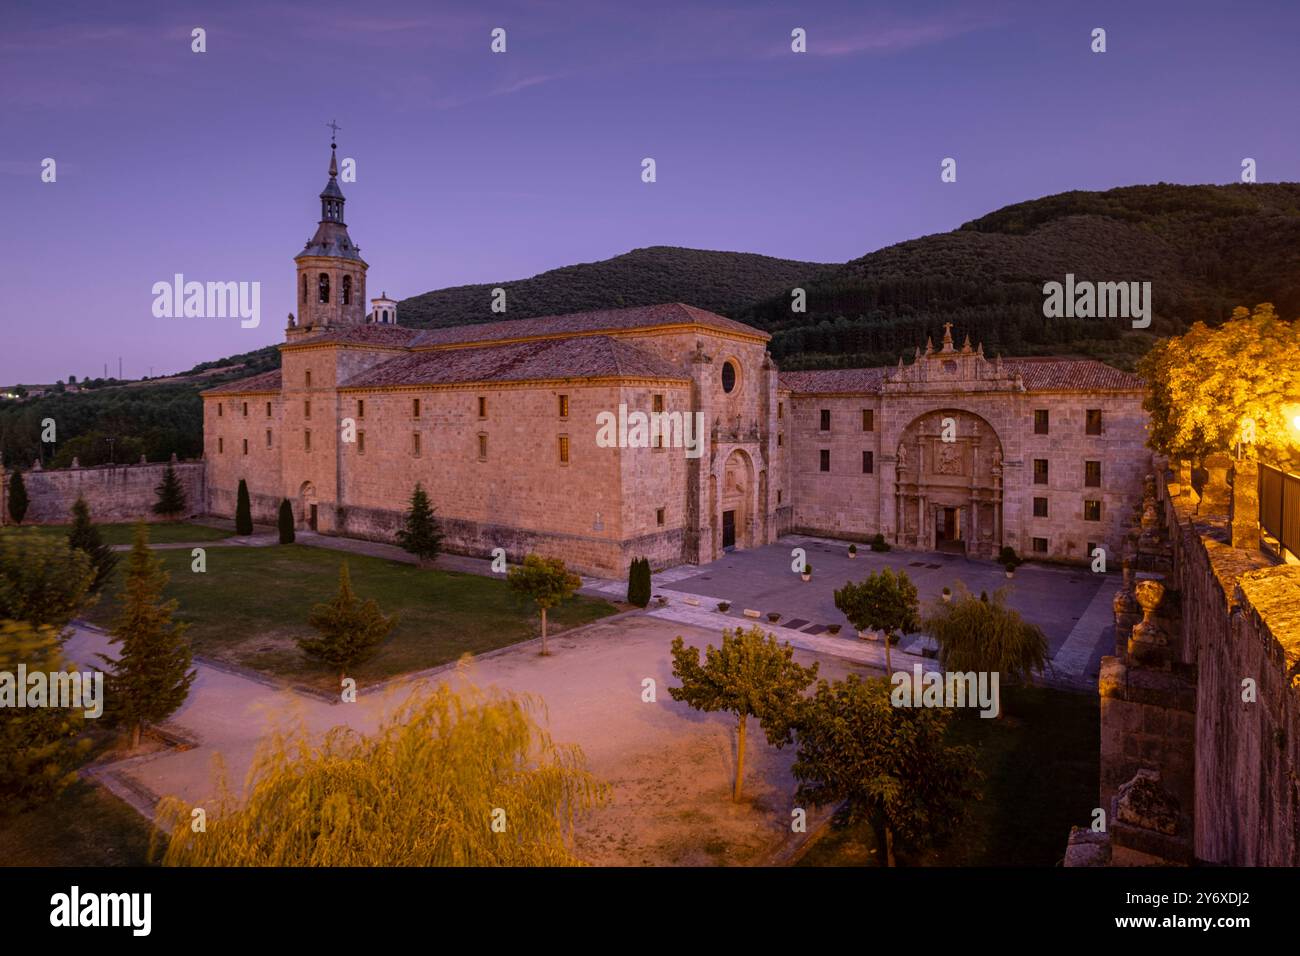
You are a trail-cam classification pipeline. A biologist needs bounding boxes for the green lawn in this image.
[24,521,235,546]
[83,544,619,692]
[0,778,157,866]
[796,686,1099,867]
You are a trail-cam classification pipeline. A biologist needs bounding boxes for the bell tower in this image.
[288,123,368,338]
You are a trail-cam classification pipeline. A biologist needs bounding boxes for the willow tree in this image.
[924,584,1049,692]
[156,683,608,866]
[1139,302,1300,469]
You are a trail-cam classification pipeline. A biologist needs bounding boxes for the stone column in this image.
[1230,458,1260,550]
[1198,452,1232,516]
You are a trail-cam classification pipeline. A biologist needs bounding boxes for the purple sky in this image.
[4,0,1299,384]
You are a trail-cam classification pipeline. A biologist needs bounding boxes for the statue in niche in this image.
[896,443,909,471]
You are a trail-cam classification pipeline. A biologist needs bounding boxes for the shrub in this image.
[627,557,651,607]
[870,533,890,552]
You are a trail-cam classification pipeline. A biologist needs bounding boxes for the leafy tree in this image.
[924,584,1049,691]
[7,470,28,524]
[0,619,93,814]
[234,479,253,535]
[0,528,95,632]
[99,525,196,748]
[298,561,397,680]
[152,463,187,519]
[834,567,919,673]
[278,498,295,544]
[793,674,982,866]
[68,496,118,593]
[507,554,581,657]
[1139,302,1300,468]
[155,683,608,865]
[396,482,443,565]
[669,625,819,802]
[626,557,651,607]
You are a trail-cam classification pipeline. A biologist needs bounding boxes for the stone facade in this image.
[201,153,1152,577]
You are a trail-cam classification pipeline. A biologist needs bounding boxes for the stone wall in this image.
[0,459,207,525]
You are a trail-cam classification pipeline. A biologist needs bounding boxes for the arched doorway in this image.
[719,449,755,552]
[298,480,318,531]
[893,410,1003,559]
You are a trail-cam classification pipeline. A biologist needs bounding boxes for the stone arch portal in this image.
[893,409,1004,559]
[716,448,756,554]
[298,480,318,531]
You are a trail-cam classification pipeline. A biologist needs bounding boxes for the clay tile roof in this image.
[342,335,689,389]
[410,302,767,348]
[778,367,891,394]
[282,325,421,349]
[201,369,283,395]
[1002,358,1144,391]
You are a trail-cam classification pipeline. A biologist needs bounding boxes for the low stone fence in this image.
[0,459,207,525]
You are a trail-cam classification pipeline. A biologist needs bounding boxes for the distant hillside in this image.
[739,183,1300,371]
[396,246,833,329]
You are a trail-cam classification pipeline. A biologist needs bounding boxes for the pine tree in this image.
[298,562,397,681]
[627,557,651,607]
[99,524,197,749]
[68,496,118,593]
[234,479,253,535]
[278,499,295,544]
[152,464,187,519]
[7,470,28,524]
[396,483,443,565]
[0,620,92,814]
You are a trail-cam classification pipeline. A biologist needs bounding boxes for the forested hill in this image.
[742,183,1300,371]
[9,183,1299,469]
[396,246,834,329]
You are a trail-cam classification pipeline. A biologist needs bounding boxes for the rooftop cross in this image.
[326,119,342,145]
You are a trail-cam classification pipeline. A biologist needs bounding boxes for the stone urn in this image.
[1127,578,1169,667]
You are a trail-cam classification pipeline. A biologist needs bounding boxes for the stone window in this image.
[358,432,365,455]
[357,399,365,419]
[1086,409,1103,435]
[1084,499,1102,522]
[305,430,312,452]
[656,507,665,526]
[478,433,488,460]
[306,370,312,388]
[413,398,421,418]
[342,275,352,306]
[778,401,784,419]
[218,437,223,453]
[820,449,830,472]
[266,429,272,448]
[304,399,311,419]
[301,274,307,303]
[1033,497,1048,517]
[653,394,664,413]
[862,450,874,474]
[862,409,873,432]
[1085,460,1102,487]
[1032,537,1049,553]
[721,361,737,393]
[1034,409,1050,435]
[559,435,570,464]
[242,438,248,455]
[478,396,487,419]
[1087,540,1099,557]
[777,489,782,505]
[1033,458,1049,484]
[777,433,784,447]
[242,401,248,417]
[318,273,330,303]
[558,394,569,418]
[820,409,831,431]
[266,402,272,417]
[412,433,421,457]
[217,403,222,417]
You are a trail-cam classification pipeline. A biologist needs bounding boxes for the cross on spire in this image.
[326,119,342,145]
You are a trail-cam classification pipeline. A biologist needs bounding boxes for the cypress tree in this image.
[152,463,187,519]
[7,470,28,524]
[278,498,295,544]
[627,557,651,607]
[68,496,118,593]
[234,479,253,535]
[99,524,197,749]
[396,483,443,565]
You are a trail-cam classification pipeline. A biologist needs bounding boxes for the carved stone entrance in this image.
[894,410,1003,559]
